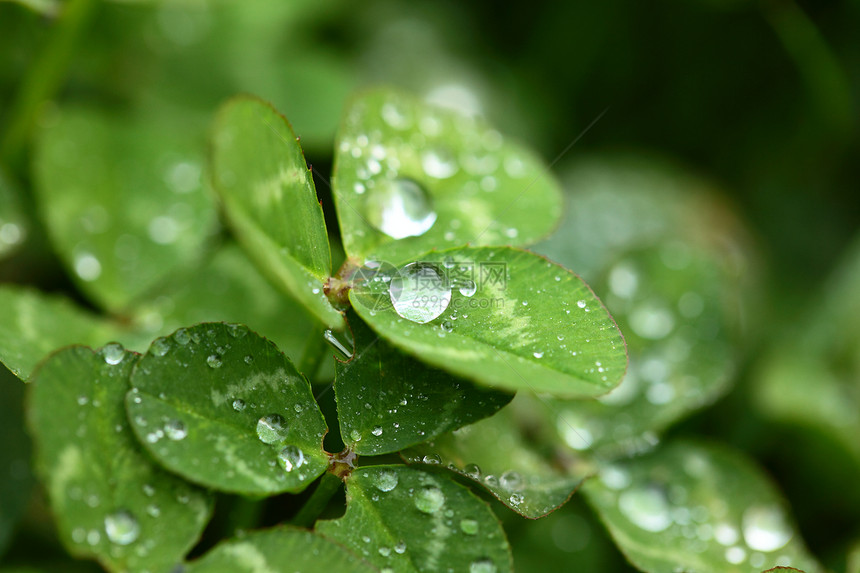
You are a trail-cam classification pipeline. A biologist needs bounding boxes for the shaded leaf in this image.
[28,345,212,573]
[583,440,821,573]
[134,242,317,364]
[34,106,217,312]
[0,365,33,557]
[350,246,626,397]
[210,96,342,329]
[403,399,592,518]
[184,526,372,573]
[126,323,328,495]
[316,464,512,572]
[332,88,562,261]
[336,311,512,455]
[0,168,28,259]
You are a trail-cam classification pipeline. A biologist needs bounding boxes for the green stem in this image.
[0,0,98,167]
[762,0,855,136]
[290,472,342,528]
[298,325,329,381]
[227,496,267,534]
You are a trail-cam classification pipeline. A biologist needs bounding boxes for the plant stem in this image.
[0,0,98,167]
[227,496,266,534]
[290,472,342,528]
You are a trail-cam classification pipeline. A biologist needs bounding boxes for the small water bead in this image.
[206,354,223,368]
[350,429,362,442]
[440,321,453,333]
[174,328,191,345]
[150,337,170,357]
[256,414,287,444]
[278,445,306,472]
[742,505,792,552]
[460,518,479,535]
[533,351,544,359]
[232,399,246,412]
[366,178,437,239]
[499,470,524,491]
[458,280,477,297]
[371,426,383,436]
[142,484,155,497]
[422,148,459,179]
[576,300,587,309]
[469,558,497,573]
[373,470,399,492]
[464,463,482,479]
[163,419,187,441]
[146,504,161,517]
[77,395,88,406]
[101,343,125,365]
[414,486,445,514]
[618,485,672,532]
[104,509,140,545]
[388,263,451,324]
[378,546,392,557]
[394,541,407,554]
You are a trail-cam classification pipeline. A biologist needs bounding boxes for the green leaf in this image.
[0,168,28,259]
[403,398,591,518]
[210,96,342,329]
[336,311,512,455]
[332,88,562,261]
[0,286,126,380]
[184,526,372,573]
[0,365,33,557]
[582,440,822,573]
[134,243,317,364]
[316,464,512,572]
[34,106,217,312]
[28,345,212,573]
[349,246,626,397]
[126,323,329,495]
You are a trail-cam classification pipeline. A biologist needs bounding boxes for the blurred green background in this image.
[1,0,858,571]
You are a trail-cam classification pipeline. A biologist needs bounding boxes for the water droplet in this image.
[618,485,672,532]
[414,485,445,514]
[174,328,191,345]
[532,351,544,359]
[278,445,306,472]
[142,484,155,497]
[499,470,524,491]
[576,300,587,309]
[389,263,451,324]
[324,329,352,359]
[458,280,477,297]
[378,546,392,557]
[440,321,453,333]
[742,505,792,552]
[232,399,246,412]
[372,426,383,436]
[101,343,125,365]
[394,541,407,554]
[349,429,362,442]
[469,558,497,573]
[206,354,222,368]
[422,454,442,465]
[77,395,88,406]
[74,252,102,281]
[256,414,287,444]
[150,337,170,357]
[421,148,458,179]
[366,178,437,239]
[163,419,187,441]
[104,510,140,545]
[460,518,479,535]
[464,464,482,478]
[370,470,398,493]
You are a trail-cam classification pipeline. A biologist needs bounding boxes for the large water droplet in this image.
[163,419,187,441]
[389,263,451,324]
[414,485,445,514]
[104,509,140,545]
[499,470,524,491]
[366,178,437,239]
[373,469,399,492]
[101,343,125,365]
[371,426,383,436]
[618,485,672,532]
[469,558,497,573]
[256,414,287,444]
[742,505,792,552]
[150,337,170,357]
[458,280,477,297]
[278,445,306,472]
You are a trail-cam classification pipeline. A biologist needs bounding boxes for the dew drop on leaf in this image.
[232,399,246,412]
[421,148,459,179]
[460,518,479,535]
[373,470,399,492]
[499,470,524,491]
[414,485,445,514]
[278,445,306,472]
[104,509,140,546]
[618,485,672,532]
[150,337,170,357]
[742,505,792,552]
[389,263,451,324]
[371,426,383,436]
[366,178,437,239]
[100,343,125,365]
[469,558,497,573]
[256,414,287,444]
[163,419,187,441]
[206,354,223,368]
[458,280,477,297]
